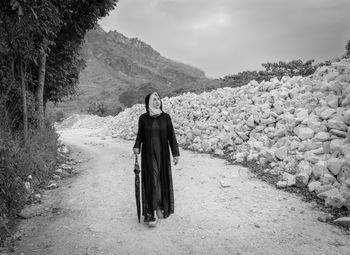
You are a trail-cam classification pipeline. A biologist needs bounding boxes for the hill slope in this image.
[53,27,219,115]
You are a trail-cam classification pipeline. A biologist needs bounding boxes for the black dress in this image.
[133,112,179,220]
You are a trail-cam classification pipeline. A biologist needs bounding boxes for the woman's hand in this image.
[173,156,179,165]
[133,148,140,155]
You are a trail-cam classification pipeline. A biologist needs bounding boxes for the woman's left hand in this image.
[173,157,179,165]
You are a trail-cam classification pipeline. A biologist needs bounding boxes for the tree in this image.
[220,59,318,88]
[345,40,350,58]
[0,0,118,137]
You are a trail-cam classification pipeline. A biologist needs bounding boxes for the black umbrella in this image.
[134,155,141,223]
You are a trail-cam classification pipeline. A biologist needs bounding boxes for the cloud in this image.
[99,0,350,78]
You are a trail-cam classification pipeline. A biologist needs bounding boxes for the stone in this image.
[275,146,288,161]
[333,217,350,227]
[337,164,350,183]
[325,94,339,108]
[330,139,344,153]
[314,184,334,194]
[327,158,345,176]
[319,174,337,185]
[317,188,345,208]
[246,116,255,128]
[237,132,249,141]
[329,129,347,138]
[342,143,350,156]
[295,108,309,120]
[277,181,288,188]
[295,161,312,187]
[54,168,63,174]
[304,152,320,164]
[282,172,296,186]
[46,182,58,190]
[312,161,328,179]
[294,127,315,140]
[327,119,347,132]
[343,110,350,125]
[260,149,277,162]
[319,108,336,120]
[308,181,321,192]
[17,204,45,219]
[341,94,350,106]
[290,140,300,150]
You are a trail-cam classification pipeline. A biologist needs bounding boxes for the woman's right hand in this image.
[133,148,140,155]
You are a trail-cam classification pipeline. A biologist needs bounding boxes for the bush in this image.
[86,101,108,116]
[0,119,60,237]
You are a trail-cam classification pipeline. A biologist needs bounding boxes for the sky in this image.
[99,0,350,78]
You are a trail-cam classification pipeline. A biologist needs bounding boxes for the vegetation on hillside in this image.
[220,40,350,89]
[0,0,118,242]
[220,59,330,88]
[51,27,220,115]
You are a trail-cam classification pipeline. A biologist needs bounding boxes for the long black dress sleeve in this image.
[166,114,180,157]
[134,115,144,149]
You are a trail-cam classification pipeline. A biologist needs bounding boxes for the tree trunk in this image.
[37,47,47,128]
[20,61,28,142]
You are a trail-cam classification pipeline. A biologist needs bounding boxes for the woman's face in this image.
[152,93,161,109]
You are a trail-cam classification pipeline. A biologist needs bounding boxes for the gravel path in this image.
[15,129,350,255]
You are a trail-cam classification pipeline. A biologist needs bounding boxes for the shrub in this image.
[49,109,66,123]
[0,119,60,239]
[86,101,108,116]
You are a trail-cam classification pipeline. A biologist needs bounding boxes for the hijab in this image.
[145,92,163,117]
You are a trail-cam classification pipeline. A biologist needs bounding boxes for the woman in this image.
[133,92,180,227]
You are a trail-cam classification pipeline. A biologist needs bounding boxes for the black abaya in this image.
[133,112,179,220]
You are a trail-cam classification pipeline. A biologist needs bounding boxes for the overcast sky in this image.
[99,0,350,78]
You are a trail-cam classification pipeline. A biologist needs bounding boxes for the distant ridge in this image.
[54,26,219,115]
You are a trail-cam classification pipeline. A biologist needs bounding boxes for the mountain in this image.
[52,26,219,115]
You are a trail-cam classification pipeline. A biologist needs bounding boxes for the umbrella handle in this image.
[134,155,140,174]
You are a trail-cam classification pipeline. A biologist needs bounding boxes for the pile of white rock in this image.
[109,59,350,210]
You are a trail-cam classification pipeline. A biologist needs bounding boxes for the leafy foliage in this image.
[0,0,118,236]
[221,59,318,88]
[86,101,108,117]
[345,40,350,58]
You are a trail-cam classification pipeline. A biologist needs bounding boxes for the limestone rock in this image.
[343,110,350,125]
[314,184,334,194]
[327,119,347,132]
[327,158,344,176]
[312,161,328,179]
[333,140,346,154]
[325,94,339,108]
[275,146,288,161]
[308,181,321,192]
[319,108,336,120]
[295,161,312,187]
[294,127,314,140]
[337,164,350,183]
[313,132,330,142]
[317,188,345,208]
[281,172,296,186]
[333,217,350,227]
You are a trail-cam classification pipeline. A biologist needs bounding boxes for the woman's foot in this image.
[148,218,157,227]
[156,208,164,219]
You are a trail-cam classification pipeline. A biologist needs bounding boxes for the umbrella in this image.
[134,155,141,223]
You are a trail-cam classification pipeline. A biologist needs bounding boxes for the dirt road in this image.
[15,128,349,255]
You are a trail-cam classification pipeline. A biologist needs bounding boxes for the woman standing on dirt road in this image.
[133,92,180,227]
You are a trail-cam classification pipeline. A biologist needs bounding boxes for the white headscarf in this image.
[148,92,162,117]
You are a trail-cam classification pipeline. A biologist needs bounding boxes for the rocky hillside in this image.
[59,58,350,212]
[55,27,219,114]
